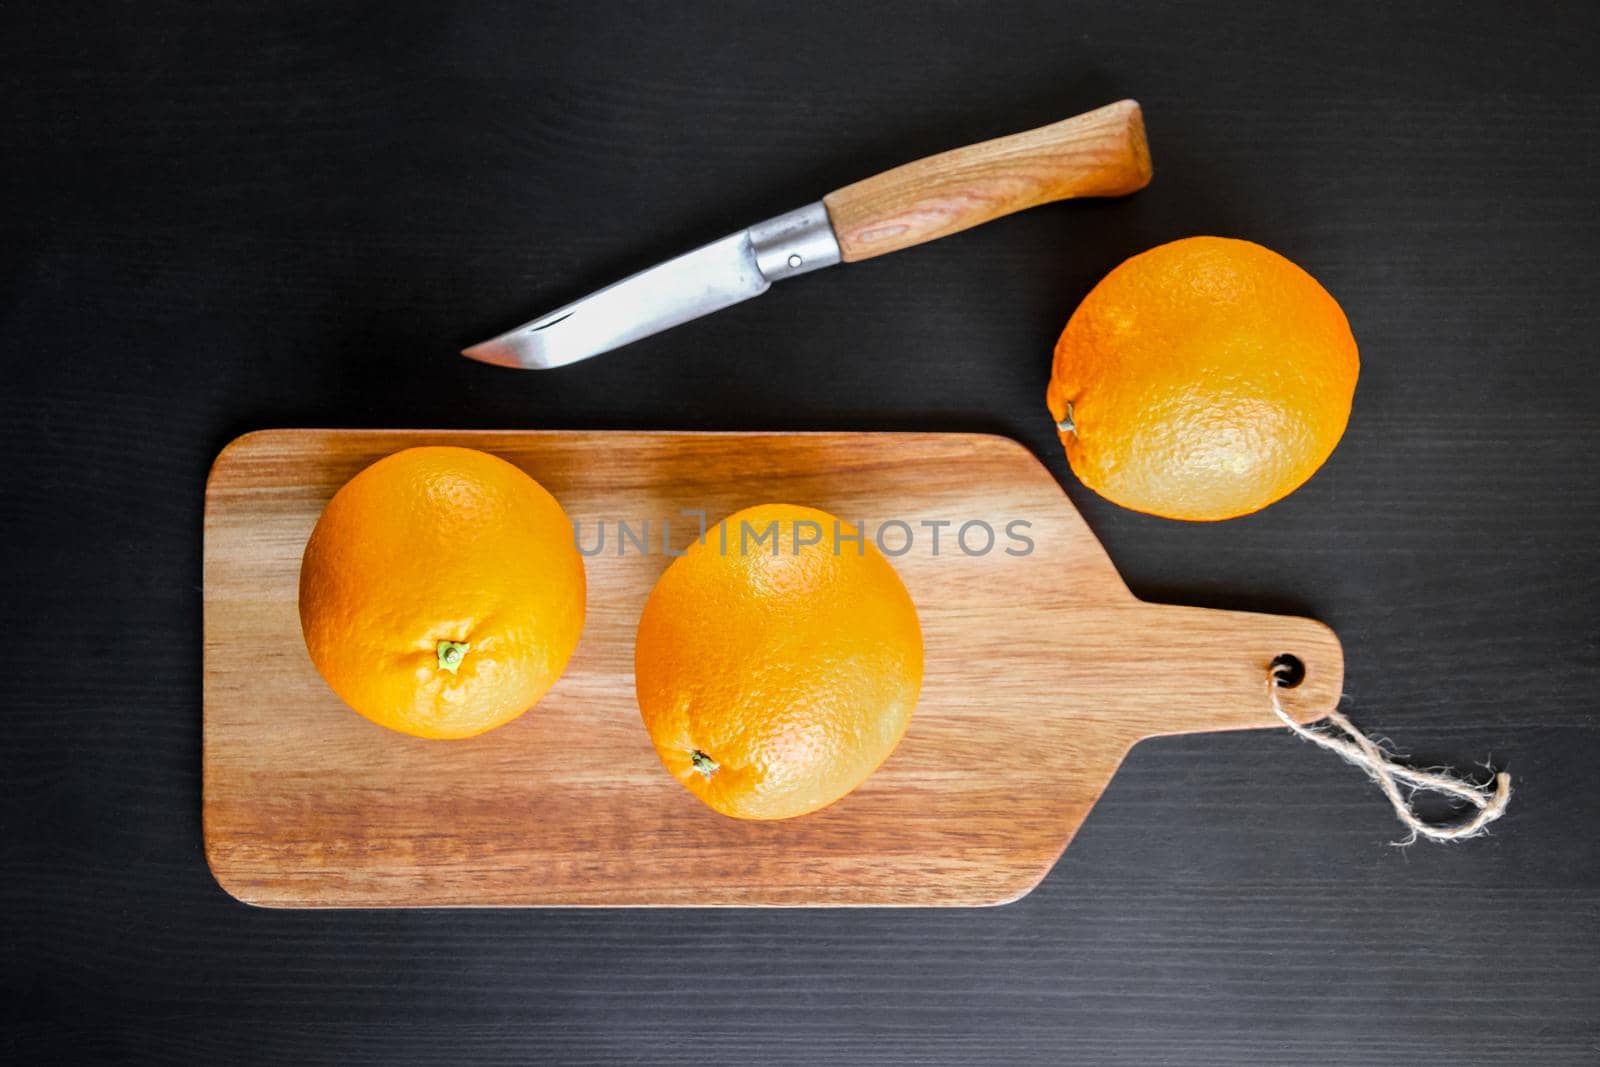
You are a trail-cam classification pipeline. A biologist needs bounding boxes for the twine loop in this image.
[1267,667,1511,844]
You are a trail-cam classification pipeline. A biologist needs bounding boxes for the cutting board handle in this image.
[822,99,1152,262]
[1097,602,1345,742]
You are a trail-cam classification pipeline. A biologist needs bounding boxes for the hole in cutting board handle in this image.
[1271,653,1306,689]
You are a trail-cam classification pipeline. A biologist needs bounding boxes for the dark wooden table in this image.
[4,2,1597,1062]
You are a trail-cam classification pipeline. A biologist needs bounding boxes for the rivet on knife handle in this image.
[463,100,1151,370]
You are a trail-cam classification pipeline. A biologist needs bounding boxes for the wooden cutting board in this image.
[203,430,1342,907]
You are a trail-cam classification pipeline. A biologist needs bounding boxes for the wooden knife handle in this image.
[822,99,1152,263]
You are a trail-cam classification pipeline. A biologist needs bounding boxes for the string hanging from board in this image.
[1266,660,1512,844]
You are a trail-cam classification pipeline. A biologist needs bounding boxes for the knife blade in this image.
[462,204,840,370]
[464,99,1151,370]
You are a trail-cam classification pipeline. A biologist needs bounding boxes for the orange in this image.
[1046,236,1359,521]
[634,504,923,820]
[298,446,586,739]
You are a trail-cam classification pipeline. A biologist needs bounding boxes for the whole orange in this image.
[298,446,586,739]
[1046,236,1359,521]
[634,504,923,820]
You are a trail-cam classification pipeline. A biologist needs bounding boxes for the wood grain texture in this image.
[823,99,1151,261]
[204,430,1341,907]
[8,1,1600,1062]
